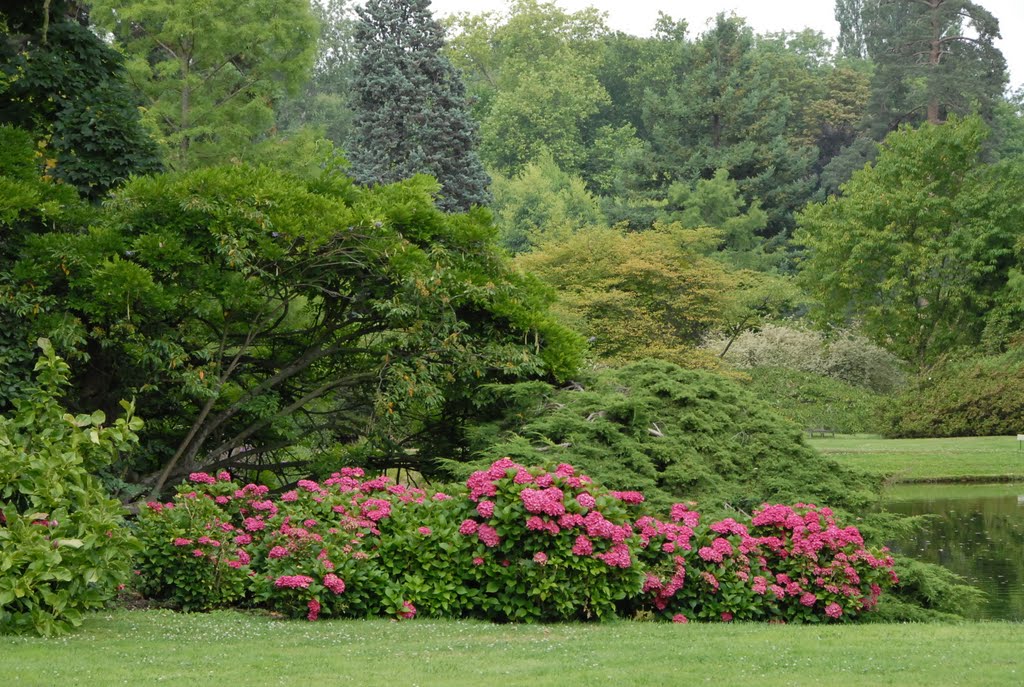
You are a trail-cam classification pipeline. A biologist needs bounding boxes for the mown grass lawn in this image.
[3,610,1023,686]
[809,435,1024,483]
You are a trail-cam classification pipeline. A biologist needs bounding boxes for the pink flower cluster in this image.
[323,573,346,594]
[274,575,313,589]
[520,487,566,517]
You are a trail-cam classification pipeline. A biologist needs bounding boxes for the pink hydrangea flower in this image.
[458,519,478,535]
[576,493,596,509]
[188,472,217,485]
[800,592,818,607]
[643,574,663,593]
[596,543,632,568]
[192,549,204,557]
[400,601,417,619]
[172,538,193,547]
[672,614,688,624]
[307,598,321,621]
[572,535,593,556]
[432,492,451,501]
[720,612,733,622]
[476,500,495,518]
[533,551,548,565]
[477,524,500,547]
[418,527,432,536]
[825,602,843,619]
[610,490,644,505]
[323,573,345,595]
[281,490,299,502]
[274,575,314,589]
[243,517,266,532]
[472,557,485,566]
[268,546,290,559]
[513,469,534,485]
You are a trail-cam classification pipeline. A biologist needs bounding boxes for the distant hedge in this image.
[885,348,1024,438]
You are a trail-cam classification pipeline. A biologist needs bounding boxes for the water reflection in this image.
[883,483,1024,621]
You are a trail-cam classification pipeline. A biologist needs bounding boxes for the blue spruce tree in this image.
[348,0,490,212]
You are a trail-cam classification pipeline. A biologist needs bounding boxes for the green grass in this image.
[3,610,1023,686]
[809,435,1024,483]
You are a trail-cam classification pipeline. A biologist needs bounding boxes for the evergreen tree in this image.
[859,0,1008,131]
[349,0,490,212]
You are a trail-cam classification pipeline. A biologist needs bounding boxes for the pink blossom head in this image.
[533,551,548,565]
[323,573,346,595]
[188,472,217,485]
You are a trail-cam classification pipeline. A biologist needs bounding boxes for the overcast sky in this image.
[429,0,1023,92]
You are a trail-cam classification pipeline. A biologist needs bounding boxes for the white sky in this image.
[429,0,1024,92]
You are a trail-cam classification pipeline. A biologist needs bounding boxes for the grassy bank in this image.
[809,435,1024,483]
[4,610,1023,686]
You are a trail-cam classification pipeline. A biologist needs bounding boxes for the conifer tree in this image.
[348,0,490,212]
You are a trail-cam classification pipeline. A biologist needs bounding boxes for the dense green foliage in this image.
[455,360,879,513]
[517,225,732,368]
[0,3,162,199]
[0,341,139,635]
[797,116,1024,367]
[741,367,887,434]
[849,0,1007,130]
[0,125,93,409]
[3,159,582,495]
[349,0,490,212]
[89,0,318,171]
[885,347,1024,438]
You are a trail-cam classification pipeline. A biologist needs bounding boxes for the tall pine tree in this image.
[857,0,1007,131]
[348,0,490,212]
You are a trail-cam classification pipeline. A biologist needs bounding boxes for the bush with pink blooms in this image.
[631,503,897,623]
[132,460,897,624]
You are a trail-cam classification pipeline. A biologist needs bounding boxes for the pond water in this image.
[883,483,1024,621]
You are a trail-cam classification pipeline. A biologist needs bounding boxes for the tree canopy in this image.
[0,2,162,199]
[797,116,1024,367]
[89,0,318,170]
[2,148,582,495]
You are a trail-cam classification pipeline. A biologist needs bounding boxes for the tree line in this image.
[2,0,1023,497]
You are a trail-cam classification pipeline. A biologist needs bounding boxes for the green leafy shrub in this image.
[707,323,906,394]
[0,339,140,636]
[131,491,249,611]
[885,347,1024,437]
[742,367,886,434]
[455,359,879,512]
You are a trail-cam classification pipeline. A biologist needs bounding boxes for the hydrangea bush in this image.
[133,459,897,624]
